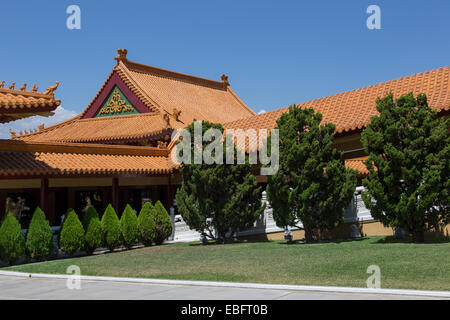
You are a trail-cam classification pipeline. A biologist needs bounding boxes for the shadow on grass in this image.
[374,235,450,244]
[186,237,273,247]
[276,237,368,245]
[185,237,370,247]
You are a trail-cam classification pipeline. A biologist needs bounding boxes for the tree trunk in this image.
[412,229,425,243]
[304,227,318,243]
[216,231,226,244]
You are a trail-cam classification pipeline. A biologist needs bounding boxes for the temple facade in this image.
[0,49,448,239]
[0,49,255,228]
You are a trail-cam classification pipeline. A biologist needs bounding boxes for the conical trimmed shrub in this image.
[138,202,156,246]
[0,212,25,265]
[85,217,103,255]
[120,204,140,249]
[152,201,173,245]
[25,207,53,261]
[58,208,73,244]
[82,206,99,232]
[101,204,122,252]
[59,209,85,256]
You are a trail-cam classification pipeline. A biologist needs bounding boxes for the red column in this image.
[40,178,49,215]
[112,177,119,213]
[165,174,173,211]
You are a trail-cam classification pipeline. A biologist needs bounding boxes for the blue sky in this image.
[1,0,449,137]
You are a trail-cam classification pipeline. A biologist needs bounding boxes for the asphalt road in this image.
[0,274,444,300]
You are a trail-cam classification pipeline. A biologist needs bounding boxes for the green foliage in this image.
[59,209,85,256]
[152,201,173,245]
[25,207,53,261]
[120,204,140,249]
[266,106,357,243]
[175,120,264,243]
[361,93,450,242]
[85,217,103,255]
[57,208,73,246]
[138,202,156,246]
[82,206,99,232]
[101,204,122,251]
[0,212,25,265]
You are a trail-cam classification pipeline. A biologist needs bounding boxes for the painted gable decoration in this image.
[95,86,139,117]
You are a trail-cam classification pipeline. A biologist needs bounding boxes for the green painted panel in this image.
[95,86,139,118]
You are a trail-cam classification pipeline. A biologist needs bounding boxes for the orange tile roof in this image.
[16,50,254,143]
[224,66,450,152]
[0,140,176,177]
[0,85,61,123]
[120,59,255,125]
[345,157,369,178]
[15,112,172,143]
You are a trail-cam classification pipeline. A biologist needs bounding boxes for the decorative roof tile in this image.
[345,157,369,178]
[0,82,61,123]
[16,49,255,142]
[224,66,450,152]
[120,59,255,125]
[0,140,176,177]
[14,112,172,143]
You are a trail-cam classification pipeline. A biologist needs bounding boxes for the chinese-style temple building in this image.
[0,49,255,227]
[0,49,448,238]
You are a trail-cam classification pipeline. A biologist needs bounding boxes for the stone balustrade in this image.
[170,187,374,242]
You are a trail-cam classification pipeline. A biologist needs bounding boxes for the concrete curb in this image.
[0,270,449,298]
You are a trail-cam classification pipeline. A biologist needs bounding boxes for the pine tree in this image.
[176,120,264,243]
[361,93,450,242]
[120,204,140,249]
[25,207,54,261]
[266,105,357,243]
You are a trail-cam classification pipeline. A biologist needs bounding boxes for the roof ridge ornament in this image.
[162,113,171,128]
[172,108,182,121]
[115,48,128,65]
[44,81,59,97]
[9,129,17,138]
[221,74,229,86]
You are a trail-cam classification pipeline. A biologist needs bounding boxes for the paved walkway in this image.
[0,274,445,300]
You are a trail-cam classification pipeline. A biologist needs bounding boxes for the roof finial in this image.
[9,82,15,90]
[115,48,128,64]
[9,129,17,138]
[172,108,182,121]
[162,113,171,128]
[0,81,5,88]
[221,74,229,86]
[30,84,38,92]
[44,81,59,96]
[19,83,27,91]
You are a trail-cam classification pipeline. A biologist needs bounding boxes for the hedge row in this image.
[0,200,173,265]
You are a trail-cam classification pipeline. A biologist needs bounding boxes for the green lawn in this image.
[3,236,450,291]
